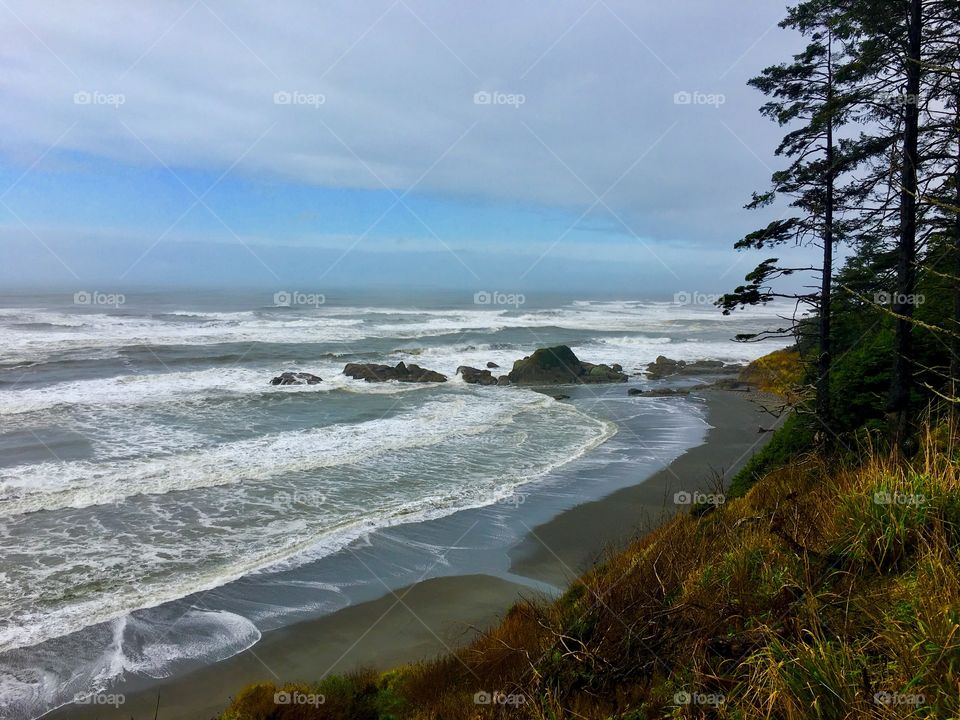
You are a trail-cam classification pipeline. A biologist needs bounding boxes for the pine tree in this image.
[718,0,851,440]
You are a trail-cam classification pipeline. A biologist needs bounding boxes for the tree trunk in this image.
[952,100,960,404]
[889,0,922,447]
[817,34,834,443]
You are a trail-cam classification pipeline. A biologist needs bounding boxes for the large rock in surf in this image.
[271,371,322,385]
[456,366,498,385]
[507,345,627,385]
[343,361,447,383]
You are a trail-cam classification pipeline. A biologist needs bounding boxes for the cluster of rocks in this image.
[334,345,628,388]
[456,366,504,386]
[627,387,690,397]
[270,347,741,394]
[343,361,448,383]
[644,355,741,380]
[506,345,627,385]
[270,371,323,385]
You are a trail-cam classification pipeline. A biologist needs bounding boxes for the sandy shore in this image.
[46,574,530,720]
[510,388,780,586]
[48,387,777,720]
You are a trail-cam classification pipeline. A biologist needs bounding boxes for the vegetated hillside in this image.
[220,415,960,719]
[737,347,804,402]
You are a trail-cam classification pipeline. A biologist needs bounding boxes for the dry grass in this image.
[738,347,805,403]
[220,422,960,720]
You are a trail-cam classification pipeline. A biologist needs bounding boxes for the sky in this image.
[0,0,814,296]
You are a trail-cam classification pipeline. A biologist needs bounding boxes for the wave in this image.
[0,364,439,416]
[0,392,615,655]
[0,390,544,517]
[0,609,261,720]
[0,301,793,366]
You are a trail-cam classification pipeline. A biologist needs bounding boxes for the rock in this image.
[628,386,689,397]
[343,361,447,383]
[611,364,623,372]
[583,361,631,383]
[710,377,751,391]
[645,356,682,378]
[507,345,628,385]
[270,371,322,386]
[645,356,738,380]
[486,361,500,368]
[457,366,498,385]
[497,376,510,386]
[552,394,571,400]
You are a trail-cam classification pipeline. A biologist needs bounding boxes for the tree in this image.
[890,0,923,444]
[718,0,850,440]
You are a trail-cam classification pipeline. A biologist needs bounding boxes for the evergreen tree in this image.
[718,0,851,440]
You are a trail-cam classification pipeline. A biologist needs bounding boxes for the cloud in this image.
[1,0,796,247]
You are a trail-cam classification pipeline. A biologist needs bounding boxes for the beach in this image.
[46,385,777,720]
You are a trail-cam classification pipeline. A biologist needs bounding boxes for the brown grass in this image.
[220,422,960,719]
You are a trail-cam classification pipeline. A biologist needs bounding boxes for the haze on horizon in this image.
[0,1,815,295]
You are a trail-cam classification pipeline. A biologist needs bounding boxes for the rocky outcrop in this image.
[507,345,628,385]
[270,371,322,385]
[486,361,500,369]
[343,361,447,383]
[628,387,690,397]
[456,366,498,385]
[645,355,741,380]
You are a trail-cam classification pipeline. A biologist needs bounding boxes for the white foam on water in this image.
[0,390,615,657]
[0,390,541,516]
[0,363,436,416]
[0,609,261,720]
[0,300,796,365]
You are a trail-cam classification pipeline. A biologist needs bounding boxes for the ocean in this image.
[0,289,788,719]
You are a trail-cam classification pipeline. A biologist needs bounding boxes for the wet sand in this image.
[510,388,781,586]
[49,387,778,720]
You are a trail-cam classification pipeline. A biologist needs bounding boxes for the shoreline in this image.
[510,388,780,587]
[47,386,776,720]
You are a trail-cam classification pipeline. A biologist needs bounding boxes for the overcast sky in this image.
[0,0,812,295]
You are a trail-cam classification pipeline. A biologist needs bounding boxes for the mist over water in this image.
[0,290,789,719]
